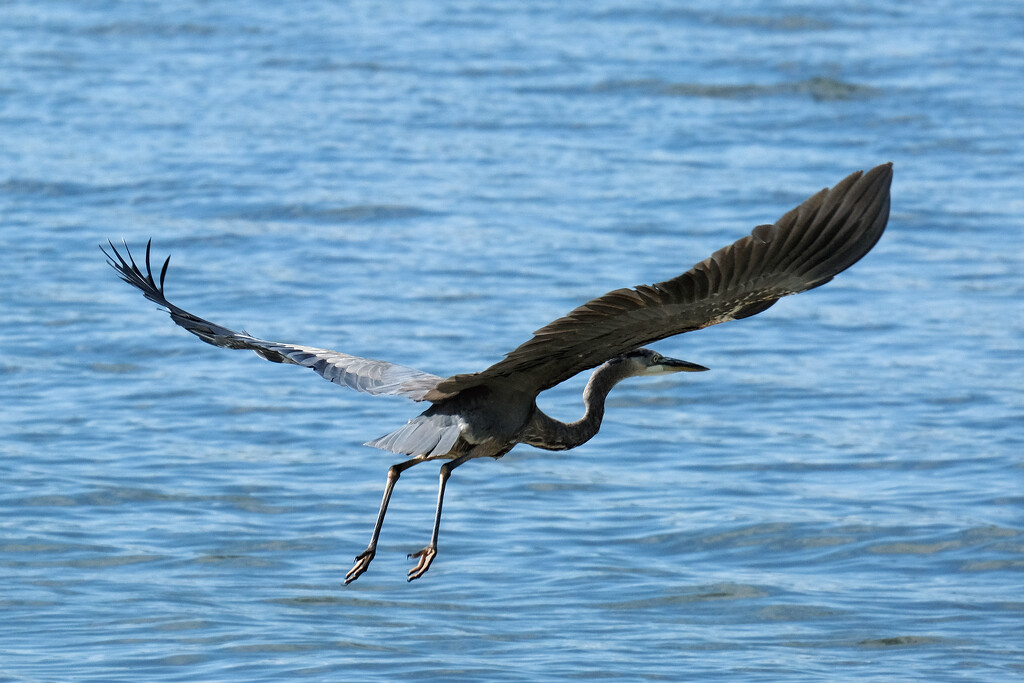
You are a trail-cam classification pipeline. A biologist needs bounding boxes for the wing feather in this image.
[428,163,892,400]
[102,240,441,402]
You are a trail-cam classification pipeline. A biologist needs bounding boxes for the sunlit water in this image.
[2,1,1022,680]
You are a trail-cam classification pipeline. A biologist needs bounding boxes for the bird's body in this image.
[104,163,893,583]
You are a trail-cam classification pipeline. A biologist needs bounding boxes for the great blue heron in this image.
[104,163,892,583]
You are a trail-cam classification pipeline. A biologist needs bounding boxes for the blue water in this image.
[2,1,1022,680]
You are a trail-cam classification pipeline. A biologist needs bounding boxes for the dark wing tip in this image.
[101,238,172,308]
[811,161,893,279]
[766,162,893,291]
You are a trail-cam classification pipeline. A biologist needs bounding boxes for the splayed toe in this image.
[407,546,437,581]
[344,549,375,584]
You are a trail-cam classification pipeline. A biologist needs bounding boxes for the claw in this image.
[407,546,437,581]
[345,548,375,584]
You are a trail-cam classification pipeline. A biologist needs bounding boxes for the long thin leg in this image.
[345,458,423,584]
[408,453,475,581]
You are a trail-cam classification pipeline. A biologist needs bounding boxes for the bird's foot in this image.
[407,546,437,581]
[344,548,375,585]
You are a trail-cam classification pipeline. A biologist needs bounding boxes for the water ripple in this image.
[2,0,1022,680]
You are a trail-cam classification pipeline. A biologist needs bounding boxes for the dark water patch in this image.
[0,540,105,555]
[458,64,566,79]
[856,635,952,648]
[78,22,218,38]
[596,7,831,30]
[713,13,832,30]
[57,553,171,569]
[1,178,112,197]
[89,362,143,374]
[8,487,182,508]
[598,582,772,609]
[226,404,298,415]
[961,559,1024,571]
[674,456,970,474]
[260,58,395,73]
[192,554,280,568]
[269,594,357,607]
[0,178,194,206]
[757,603,843,621]
[665,77,878,101]
[260,57,343,71]
[523,77,878,101]
[220,203,434,224]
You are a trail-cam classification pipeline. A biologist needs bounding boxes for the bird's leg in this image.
[408,453,474,581]
[345,458,422,584]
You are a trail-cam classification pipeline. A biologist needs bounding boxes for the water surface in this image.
[2,1,1022,680]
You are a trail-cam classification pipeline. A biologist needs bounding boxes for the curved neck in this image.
[522,360,633,451]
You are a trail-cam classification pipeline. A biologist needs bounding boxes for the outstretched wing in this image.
[428,163,892,401]
[102,241,442,402]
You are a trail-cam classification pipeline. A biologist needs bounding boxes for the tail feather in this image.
[365,413,464,457]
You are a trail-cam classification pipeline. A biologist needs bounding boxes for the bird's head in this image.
[614,348,709,377]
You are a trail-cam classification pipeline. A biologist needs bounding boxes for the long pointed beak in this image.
[661,358,709,372]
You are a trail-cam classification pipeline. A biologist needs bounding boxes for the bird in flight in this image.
[104,163,892,583]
